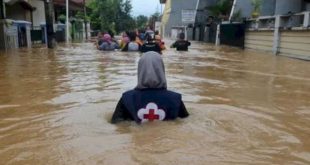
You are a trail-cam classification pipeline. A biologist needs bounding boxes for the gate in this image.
[31,26,43,44]
[220,23,245,48]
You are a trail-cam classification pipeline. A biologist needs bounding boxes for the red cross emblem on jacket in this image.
[137,103,166,123]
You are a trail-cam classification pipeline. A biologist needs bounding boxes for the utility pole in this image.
[66,0,69,42]
[44,0,56,48]
[84,0,88,40]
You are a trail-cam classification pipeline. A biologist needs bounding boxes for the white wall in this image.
[306,3,310,11]
[275,0,302,15]
[234,0,276,18]
[30,0,46,26]
[279,31,310,60]
[245,31,274,52]
[245,30,310,60]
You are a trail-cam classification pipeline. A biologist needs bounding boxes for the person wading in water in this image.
[170,33,191,51]
[140,33,162,54]
[111,51,189,124]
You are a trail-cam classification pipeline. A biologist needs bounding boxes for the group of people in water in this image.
[99,27,191,124]
[96,27,191,54]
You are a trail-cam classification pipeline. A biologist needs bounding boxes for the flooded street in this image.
[0,41,310,165]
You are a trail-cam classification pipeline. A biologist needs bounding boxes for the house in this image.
[231,0,310,60]
[4,0,35,22]
[0,0,52,49]
[0,0,90,49]
[0,0,36,49]
[53,0,89,41]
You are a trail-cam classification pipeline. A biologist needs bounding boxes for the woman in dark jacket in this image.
[111,51,189,124]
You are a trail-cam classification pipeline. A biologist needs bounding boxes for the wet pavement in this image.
[0,41,310,165]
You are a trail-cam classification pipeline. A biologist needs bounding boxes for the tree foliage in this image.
[115,0,136,33]
[251,0,262,13]
[206,0,233,19]
[87,0,136,33]
[148,12,161,30]
[135,15,148,29]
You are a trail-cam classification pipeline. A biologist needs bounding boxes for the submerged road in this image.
[0,40,310,164]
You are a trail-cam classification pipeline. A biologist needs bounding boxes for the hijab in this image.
[103,34,112,44]
[136,51,167,90]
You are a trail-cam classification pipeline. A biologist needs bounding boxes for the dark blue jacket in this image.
[171,40,191,51]
[140,42,161,54]
[111,89,189,124]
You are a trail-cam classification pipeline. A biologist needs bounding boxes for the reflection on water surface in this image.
[0,41,309,164]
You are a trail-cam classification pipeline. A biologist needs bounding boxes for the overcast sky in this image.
[131,0,164,17]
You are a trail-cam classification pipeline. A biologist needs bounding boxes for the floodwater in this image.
[0,40,309,165]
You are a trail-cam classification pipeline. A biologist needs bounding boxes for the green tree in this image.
[135,15,148,29]
[148,12,161,30]
[115,0,136,32]
[251,0,262,18]
[75,11,90,21]
[206,0,233,20]
[87,0,118,32]
[87,0,136,33]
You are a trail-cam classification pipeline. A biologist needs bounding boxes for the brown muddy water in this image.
[0,40,309,165]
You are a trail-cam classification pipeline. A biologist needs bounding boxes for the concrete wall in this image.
[245,30,310,60]
[261,0,276,16]
[234,0,276,18]
[234,0,253,18]
[163,0,199,37]
[279,31,310,60]
[30,0,46,26]
[275,0,302,15]
[245,31,274,52]
[198,0,217,9]
[234,0,310,18]
[196,0,216,23]
[306,2,310,11]
[163,0,217,37]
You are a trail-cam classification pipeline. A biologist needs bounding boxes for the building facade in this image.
[1,0,90,49]
[233,0,310,18]
[4,0,35,22]
[0,0,36,49]
[231,0,310,60]
[30,0,46,26]
[160,0,216,40]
